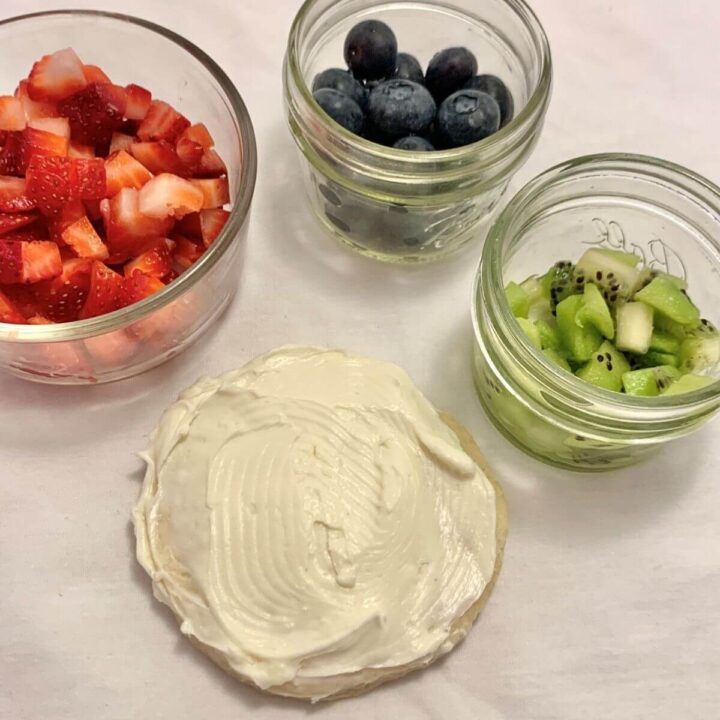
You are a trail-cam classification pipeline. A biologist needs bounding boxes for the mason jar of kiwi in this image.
[472,154,720,472]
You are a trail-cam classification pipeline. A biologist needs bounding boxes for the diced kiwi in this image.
[543,347,572,372]
[622,366,681,396]
[653,313,687,340]
[536,318,563,351]
[633,350,680,368]
[661,374,716,396]
[649,330,681,355]
[556,294,603,362]
[517,317,542,349]
[543,260,582,311]
[520,275,544,305]
[679,320,720,372]
[576,248,641,307]
[575,341,631,392]
[634,277,700,326]
[615,302,654,354]
[595,248,641,267]
[576,282,615,339]
[506,281,530,318]
[528,298,553,322]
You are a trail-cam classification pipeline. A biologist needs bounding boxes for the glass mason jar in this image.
[283,0,552,263]
[0,11,257,385]
[472,154,720,472]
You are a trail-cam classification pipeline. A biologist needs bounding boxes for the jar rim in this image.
[0,9,257,343]
[285,0,552,173]
[473,152,720,420]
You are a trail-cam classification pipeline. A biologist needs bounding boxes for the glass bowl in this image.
[0,10,257,385]
[472,153,720,472]
[283,0,552,264]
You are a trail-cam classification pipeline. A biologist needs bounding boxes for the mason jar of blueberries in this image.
[284,0,552,262]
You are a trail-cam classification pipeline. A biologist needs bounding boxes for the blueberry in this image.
[344,20,397,81]
[393,136,435,151]
[437,90,500,147]
[313,88,365,134]
[367,80,436,140]
[313,68,368,110]
[425,47,478,102]
[464,74,514,127]
[393,53,424,84]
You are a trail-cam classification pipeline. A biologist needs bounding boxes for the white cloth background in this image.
[1,1,719,718]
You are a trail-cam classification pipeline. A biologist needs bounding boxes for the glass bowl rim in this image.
[285,0,553,166]
[472,151,720,414]
[0,9,258,343]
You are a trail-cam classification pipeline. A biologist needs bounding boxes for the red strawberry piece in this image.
[120,270,165,306]
[175,137,203,171]
[28,314,53,324]
[103,187,174,261]
[124,239,172,279]
[137,100,189,143]
[84,199,103,221]
[78,260,124,319]
[68,141,95,159]
[105,150,152,196]
[82,64,111,85]
[138,173,204,219]
[0,96,27,131]
[30,257,91,322]
[0,176,36,212]
[178,208,230,247]
[28,116,70,140]
[28,48,87,102]
[0,287,27,323]
[162,268,180,284]
[0,211,38,236]
[0,132,25,176]
[129,140,190,177]
[191,177,230,209]
[124,84,152,121]
[74,158,106,199]
[3,225,49,243]
[15,80,59,121]
[0,239,62,284]
[61,215,108,260]
[109,132,134,155]
[47,200,85,244]
[25,155,77,216]
[21,126,69,171]
[58,83,127,148]
[195,148,227,178]
[172,235,204,269]
[178,123,214,151]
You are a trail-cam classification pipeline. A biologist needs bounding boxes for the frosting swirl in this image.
[133,347,497,699]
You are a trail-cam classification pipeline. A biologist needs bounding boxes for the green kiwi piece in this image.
[575,341,631,392]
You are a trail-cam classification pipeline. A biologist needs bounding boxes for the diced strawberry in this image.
[195,148,227,178]
[0,288,27,323]
[138,173,204,219]
[103,187,174,261]
[84,199,102,221]
[74,158,106,199]
[47,200,85,244]
[15,80,58,121]
[28,314,53,324]
[0,96,27,131]
[79,261,124,319]
[3,225,49,243]
[0,132,24,176]
[82,64,111,84]
[172,235,204,269]
[163,268,180,284]
[68,141,95,159]
[137,101,189,143]
[124,84,152,121]
[58,83,127,147]
[191,178,230,209]
[124,239,172,279]
[0,176,36,212]
[178,208,230,247]
[130,141,190,176]
[105,150,152,196]
[120,270,165,306]
[25,155,77,216]
[178,123,214,151]
[28,48,87,102]
[21,126,69,171]
[0,212,38,236]
[0,239,62,283]
[30,257,91,322]
[61,216,108,260]
[175,138,203,171]
[109,132,134,155]
[28,116,70,140]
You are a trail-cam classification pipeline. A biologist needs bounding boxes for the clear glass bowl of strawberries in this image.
[0,11,256,384]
